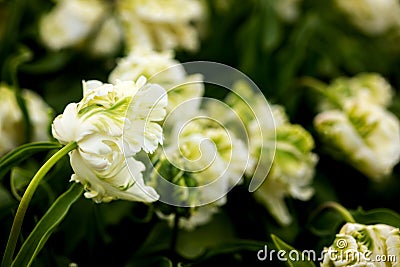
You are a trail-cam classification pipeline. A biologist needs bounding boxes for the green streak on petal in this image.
[353,228,373,250]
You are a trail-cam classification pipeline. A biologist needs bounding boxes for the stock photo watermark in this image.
[257,238,398,264]
[124,61,276,207]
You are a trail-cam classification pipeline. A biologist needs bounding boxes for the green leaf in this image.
[0,183,16,219]
[10,167,34,200]
[11,183,83,267]
[261,1,282,52]
[10,166,56,204]
[353,207,400,228]
[271,234,316,267]
[0,142,62,180]
[19,50,72,74]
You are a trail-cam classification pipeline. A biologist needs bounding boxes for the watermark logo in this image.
[257,245,320,262]
[335,238,347,249]
[123,61,275,207]
[256,241,398,264]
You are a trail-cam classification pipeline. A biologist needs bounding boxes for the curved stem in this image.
[299,76,343,109]
[1,141,77,267]
[317,201,356,223]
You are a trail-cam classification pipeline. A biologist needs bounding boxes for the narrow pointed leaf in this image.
[0,142,62,180]
[11,183,83,267]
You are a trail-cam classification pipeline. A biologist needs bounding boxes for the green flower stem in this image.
[299,76,343,109]
[318,201,356,223]
[1,141,77,267]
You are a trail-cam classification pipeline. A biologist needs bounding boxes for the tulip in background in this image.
[39,0,108,50]
[39,0,204,55]
[210,80,318,225]
[334,0,400,35]
[116,0,204,52]
[311,73,400,181]
[154,116,248,230]
[0,84,52,156]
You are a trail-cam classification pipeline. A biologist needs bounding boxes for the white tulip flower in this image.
[90,16,122,57]
[386,228,400,263]
[318,73,394,112]
[334,0,400,35]
[39,0,107,50]
[117,0,204,52]
[155,117,248,229]
[218,80,317,225]
[52,78,167,203]
[314,100,400,181]
[109,48,204,128]
[253,124,318,225]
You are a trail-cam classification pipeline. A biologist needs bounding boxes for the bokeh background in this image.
[1,0,400,266]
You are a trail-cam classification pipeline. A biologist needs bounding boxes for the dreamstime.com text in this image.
[256,244,398,264]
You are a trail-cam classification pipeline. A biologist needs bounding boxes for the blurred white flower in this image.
[90,16,123,57]
[253,123,318,225]
[109,48,204,126]
[274,0,302,23]
[116,0,204,52]
[334,0,400,35]
[318,73,394,111]
[155,117,248,230]
[39,0,204,54]
[109,48,185,85]
[39,0,107,50]
[321,222,400,267]
[314,100,400,181]
[52,78,167,203]
[217,80,317,225]
[0,84,52,156]
[386,228,400,262]
[344,73,394,107]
